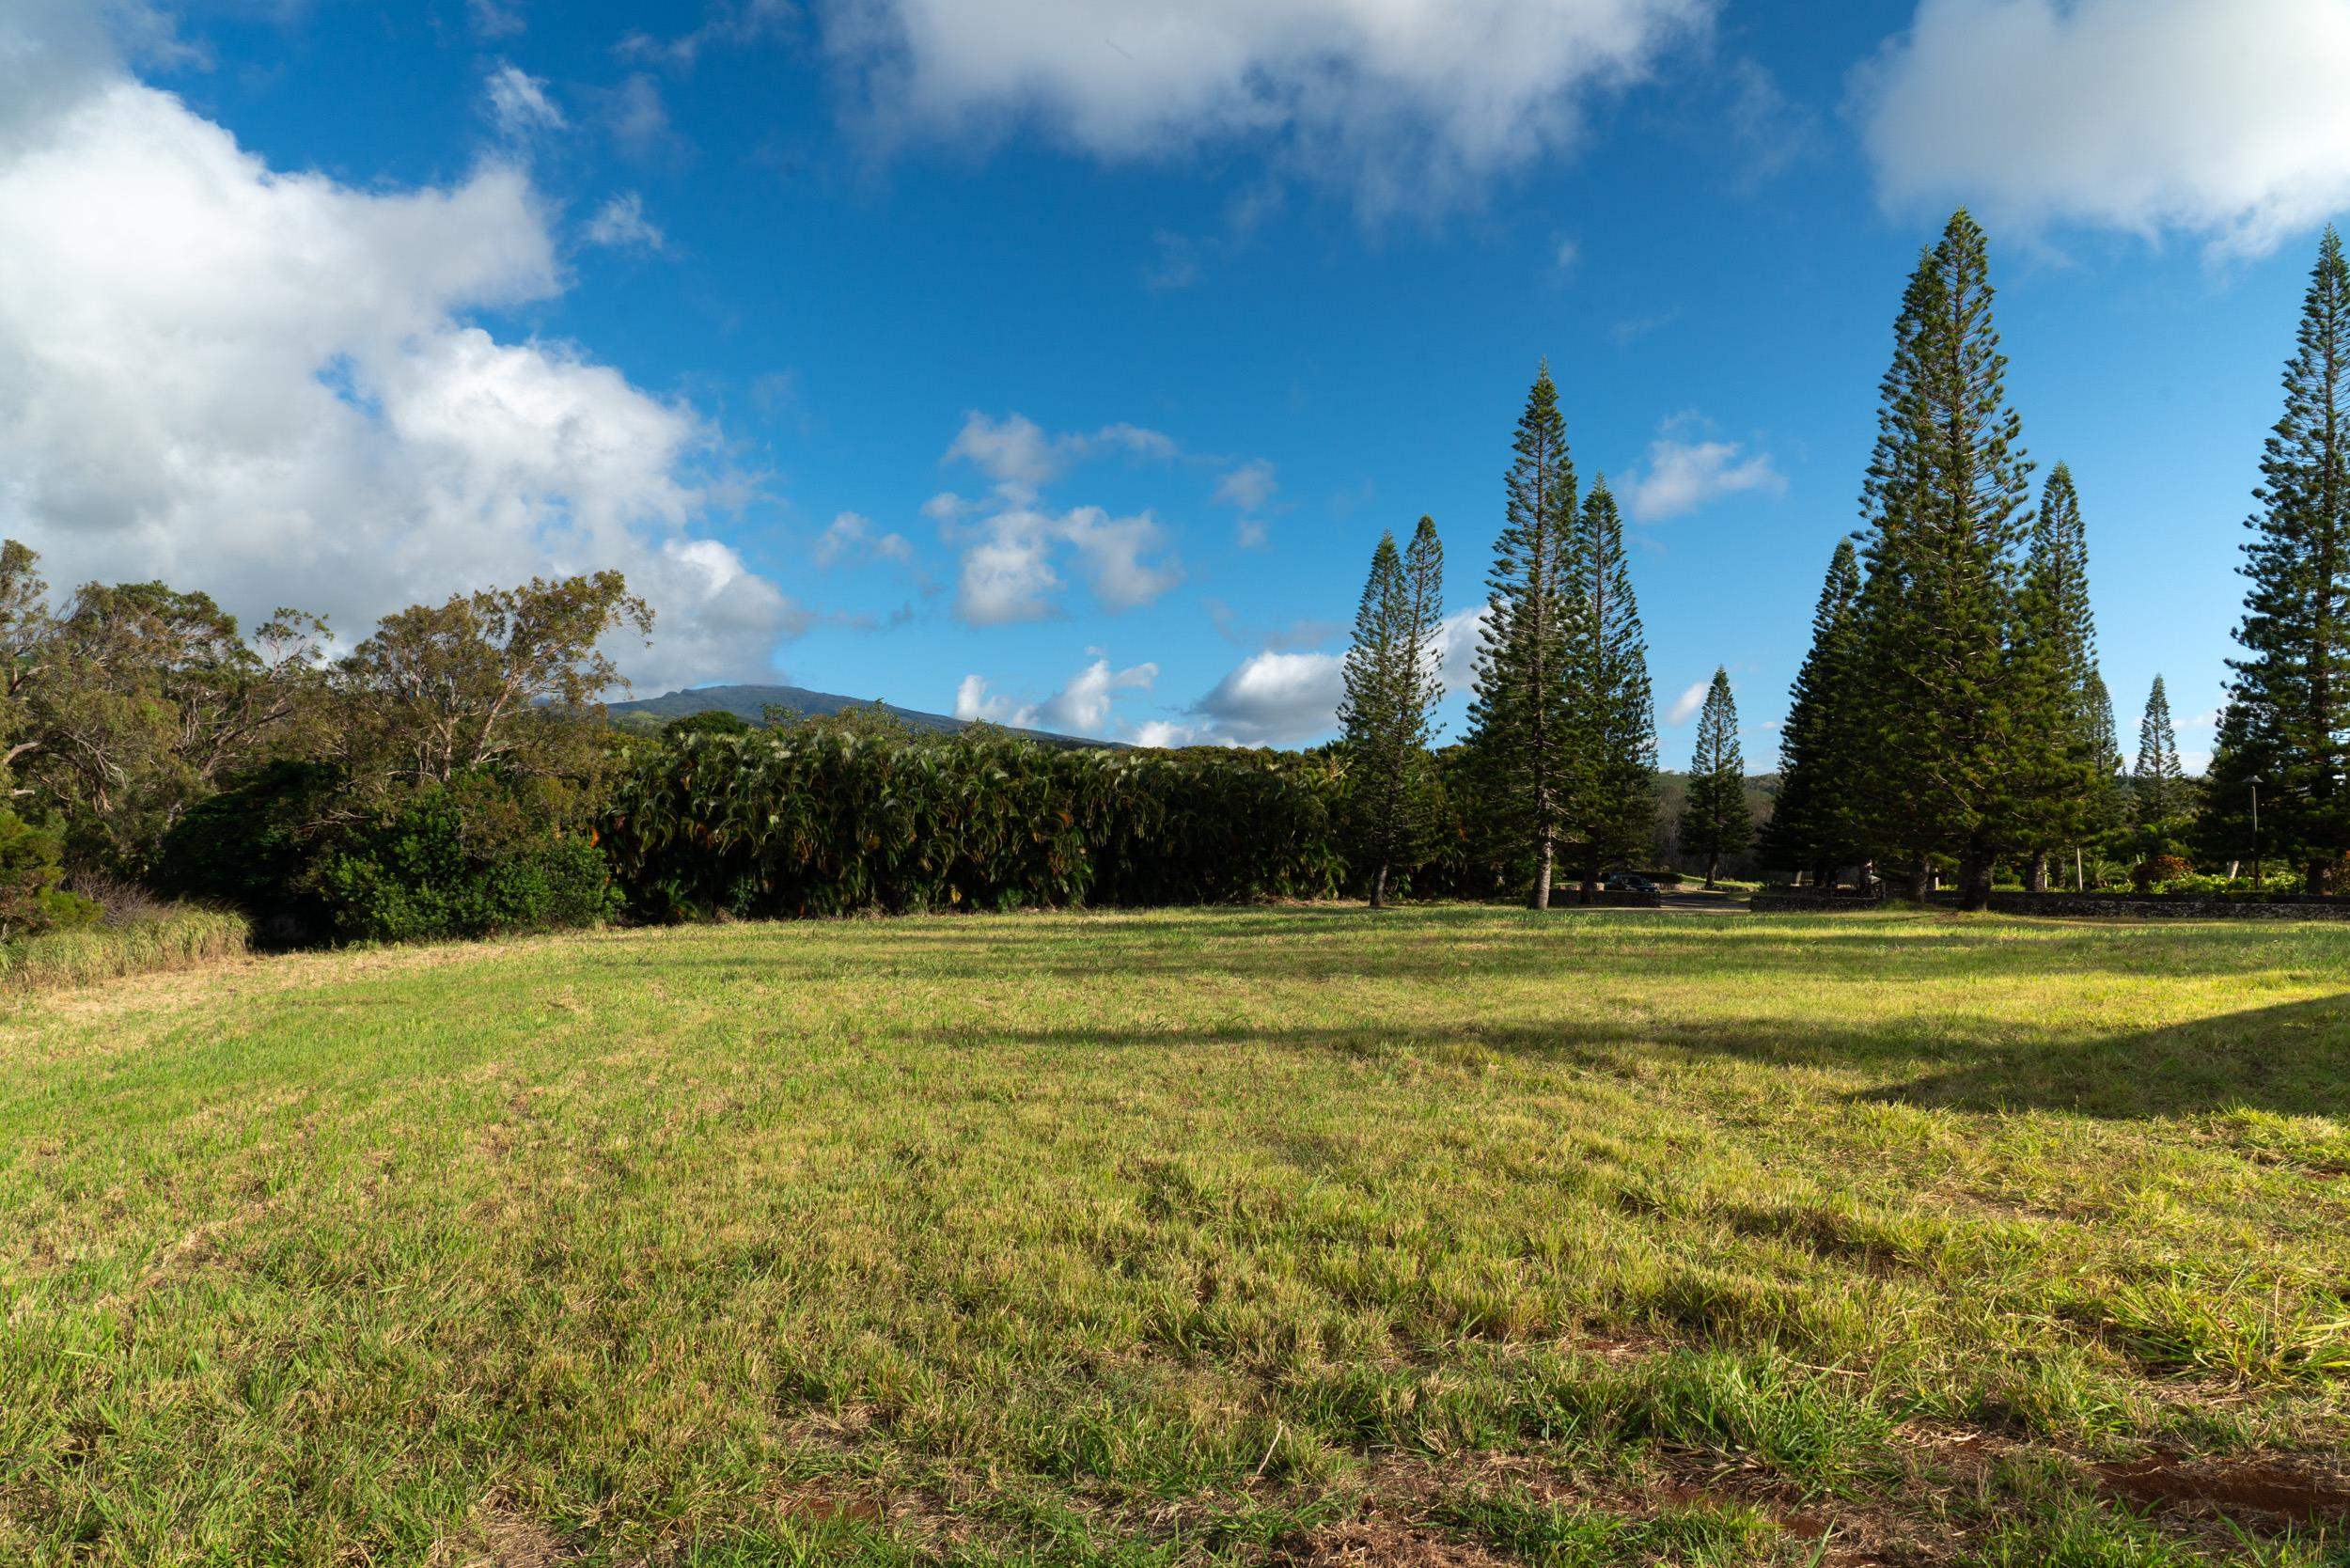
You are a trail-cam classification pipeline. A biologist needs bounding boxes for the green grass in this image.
[5,906,2350,1565]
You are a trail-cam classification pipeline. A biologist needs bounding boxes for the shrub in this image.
[603,729,1347,920]
[152,760,346,940]
[315,776,619,943]
[2131,855,2194,892]
[0,808,100,940]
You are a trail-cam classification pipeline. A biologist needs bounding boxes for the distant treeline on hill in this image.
[9,211,2347,951]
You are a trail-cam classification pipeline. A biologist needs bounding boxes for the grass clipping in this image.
[0,907,250,990]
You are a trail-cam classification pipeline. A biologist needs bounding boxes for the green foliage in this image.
[1338,518,1446,905]
[663,708,756,741]
[152,760,347,936]
[603,729,1348,919]
[0,808,99,940]
[1851,212,2037,903]
[1468,364,1580,907]
[1760,539,1866,884]
[1679,668,1749,886]
[315,775,619,943]
[2206,227,2350,893]
[1559,478,1657,887]
[2012,463,2122,860]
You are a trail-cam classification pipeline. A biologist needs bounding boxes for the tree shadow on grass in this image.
[902,992,2350,1122]
[1861,991,2350,1120]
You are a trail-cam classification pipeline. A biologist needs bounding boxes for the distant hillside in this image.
[605,684,1118,749]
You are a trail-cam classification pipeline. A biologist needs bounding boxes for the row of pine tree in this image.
[1340,209,2350,905]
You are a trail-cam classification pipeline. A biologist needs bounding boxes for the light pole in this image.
[2250,774,2263,892]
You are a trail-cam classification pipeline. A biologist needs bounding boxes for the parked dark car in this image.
[1603,871,1658,894]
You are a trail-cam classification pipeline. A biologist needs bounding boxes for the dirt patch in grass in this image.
[1273,1520,1511,1567]
[428,1497,575,1567]
[2094,1450,2350,1524]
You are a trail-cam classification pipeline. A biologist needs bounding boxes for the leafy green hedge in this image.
[0,908,251,990]
[602,729,1349,918]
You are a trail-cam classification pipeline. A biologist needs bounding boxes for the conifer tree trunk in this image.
[2029,851,2049,893]
[1907,854,1931,902]
[1370,861,1389,910]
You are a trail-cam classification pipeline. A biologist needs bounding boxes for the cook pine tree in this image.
[1338,517,1445,908]
[2133,674,2190,851]
[1560,478,1657,896]
[1850,211,2035,909]
[2011,463,2115,889]
[1760,538,1866,887]
[1468,365,1577,909]
[2205,227,2350,893]
[1680,667,1749,888]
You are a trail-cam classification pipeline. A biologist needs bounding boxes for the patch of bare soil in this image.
[1272,1519,1511,1567]
[428,1496,575,1567]
[2094,1450,2350,1525]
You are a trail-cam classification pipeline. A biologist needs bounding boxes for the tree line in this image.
[11,207,2347,946]
[1341,211,2350,906]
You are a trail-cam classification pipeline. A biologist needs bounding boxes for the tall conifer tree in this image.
[1851,212,2035,909]
[2134,675,2188,839]
[1760,539,1865,886]
[1680,667,1748,888]
[2206,227,2350,893]
[1468,366,1577,909]
[1340,519,1444,907]
[1559,478,1656,895]
[2012,463,2113,887]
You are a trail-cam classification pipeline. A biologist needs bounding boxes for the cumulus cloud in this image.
[1214,459,1278,511]
[822,0,1711,216]
[484,62,565,138]
[1664,680,1709,725]
[1191,649,1345,745]
[815,510,913,568]
[1856,0,2350,255]
[1623,423,1784,521]
[954,657,1156,735]
[0,10,803,692]
[583,191,666,251]
[936,412,1183,622]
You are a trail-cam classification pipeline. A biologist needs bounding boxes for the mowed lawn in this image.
[6,910,2350,1567]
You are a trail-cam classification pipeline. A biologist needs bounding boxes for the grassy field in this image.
[5,907,2350,1566]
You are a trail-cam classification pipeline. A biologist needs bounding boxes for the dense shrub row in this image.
[603,728,1349,918]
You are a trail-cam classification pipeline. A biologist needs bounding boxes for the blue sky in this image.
[4,1,2345,763]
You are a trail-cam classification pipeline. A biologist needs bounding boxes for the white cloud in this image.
[1214,459,1278,511]
[1553,235,1581,274]
[1664,680,1708,725]
[1856,0,2350,255]
[938,412,1183,622]
[1623,425,1784,521]
[583,191,666,252]
[953,657,1155,735]
[469,0,527,39]
[608,72,684,164]
[0,19,804,693]
[815,510,913,568]
[484,62,565,138]
[1191,649,1344,745]
[1434,604,1490,697]
[823,0,1710,217]
[1134,719,1213,749]
[618,0,797,70]
[1234,518,1269,550]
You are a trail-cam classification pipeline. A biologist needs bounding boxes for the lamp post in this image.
[2250,774,2263,892]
